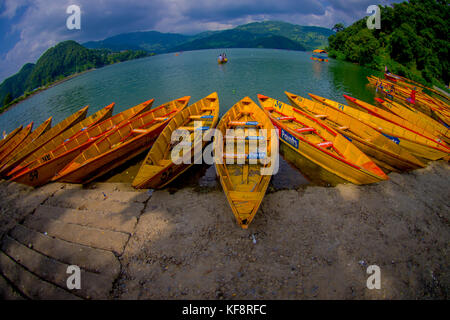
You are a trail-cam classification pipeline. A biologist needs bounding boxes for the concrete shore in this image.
[0,161,448,299]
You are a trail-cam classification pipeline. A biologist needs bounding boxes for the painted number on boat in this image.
[274,100,282,110]
[338,104,345,111]
[280,129,299,149]
[29,170,38,181]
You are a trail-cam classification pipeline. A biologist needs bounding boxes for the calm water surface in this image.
[0,48,382,188]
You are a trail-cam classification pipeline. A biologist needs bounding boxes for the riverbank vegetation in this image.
[328,0,449,89]
[0,41,151,112]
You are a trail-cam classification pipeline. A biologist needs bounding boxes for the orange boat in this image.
[54,97,190,184]
[10,100,153,187]
[286,92,425,172]
[7,104,114,177]
[374,98,450,145]
[0,122,33,162]
[343,95,446,145]
[0,126,22,150]
[258,94,388,185]
[0,106,89,177]
[0,117,52,167]
[132,93,219,189]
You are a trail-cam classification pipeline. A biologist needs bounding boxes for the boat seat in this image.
[314,114,328,119]
[277,116,295,121]
[264,107,274,111]
[295,127,316,133]
[338,126,349,130]
[317,141,333,148]
[224,135,266,141]
[154,117,169,121]
[190,115,214,120]
[229,121,259,126]
[177,126,210,131]
[201,107,216,111]
[132,129,151,134]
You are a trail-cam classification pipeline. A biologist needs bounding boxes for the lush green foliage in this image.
[328,0,449,87]
[0,40,150,110]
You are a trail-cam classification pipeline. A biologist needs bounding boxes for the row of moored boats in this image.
[0,73,448,228]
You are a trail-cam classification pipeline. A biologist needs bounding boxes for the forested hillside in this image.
[328,0,449,87]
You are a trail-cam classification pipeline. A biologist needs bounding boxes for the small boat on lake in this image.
[311,49,328,62]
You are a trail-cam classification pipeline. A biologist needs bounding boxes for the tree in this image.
[3,93,13,106]
[332,23,345,33]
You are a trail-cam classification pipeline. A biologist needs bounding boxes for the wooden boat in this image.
[374,98,450,145]
[0,126,22,150]
[343,95,445,144]
[132,93,219,189]
[0,117,52,166]
[55,97,190,184]
[309,94,450,161]
[0,122,33,162]
[369,76,450,125]
[0,106,89,177]
[213,97,274,229]
[258,94,388,185]
[7,103,114,177]
[286,92,425,172]
[10,100,153,187]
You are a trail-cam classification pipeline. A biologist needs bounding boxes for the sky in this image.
[0,0,399,82]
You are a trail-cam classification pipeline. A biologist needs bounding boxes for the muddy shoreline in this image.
[0,161,449,299]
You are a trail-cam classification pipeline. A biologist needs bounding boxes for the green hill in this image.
[84,21,333,53]
[328,0,449,87]
[0,41,150,110]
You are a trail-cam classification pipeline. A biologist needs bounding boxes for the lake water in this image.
[0,48,382,188]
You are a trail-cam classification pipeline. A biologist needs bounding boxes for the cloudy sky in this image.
[0,0,398,82]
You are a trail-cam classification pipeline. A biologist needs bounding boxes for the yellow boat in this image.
[132,93,219,189]
[374,98,450,145]
[309,94,450,161]
[218,58,228,64]
[0,117,52,167]
[0,122,33,162]
[369,76,450,124]
[258,94,388,185]
[0,126,23,150]
[285,92,425,172]
[0,106,89,177]
[10,100,153,187]
[6,104,114,177]
[214,97,274,229]
[55,97,190,184]
[343,95,445,144]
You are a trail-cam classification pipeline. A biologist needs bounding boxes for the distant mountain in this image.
[171,29,306,51]
[83,21,333,53]
[0,40,150,110]
[84,31,193,53]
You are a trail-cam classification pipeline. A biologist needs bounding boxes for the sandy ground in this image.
[0,161,449,299]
